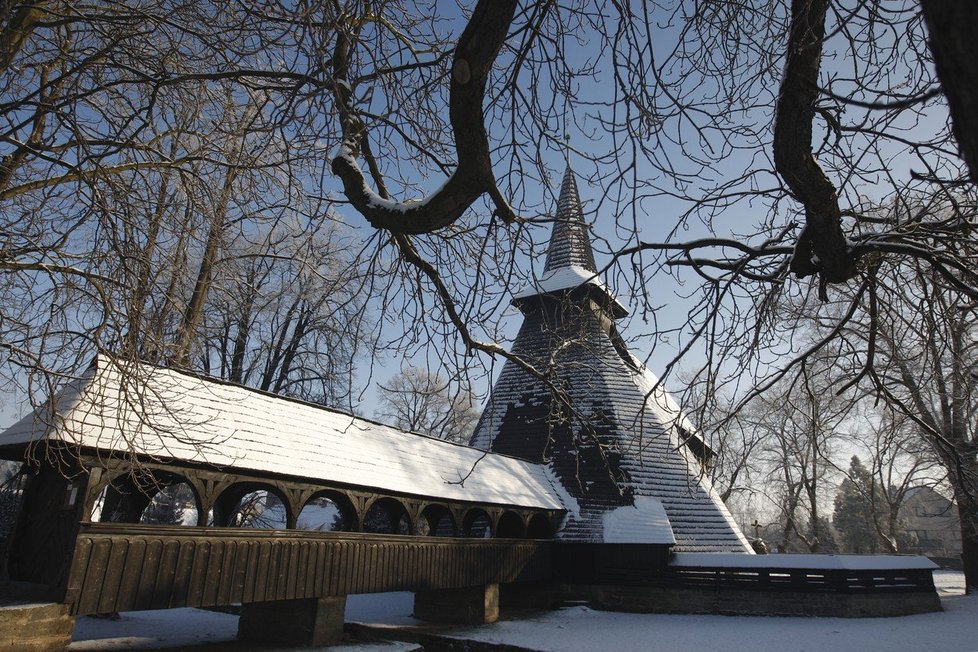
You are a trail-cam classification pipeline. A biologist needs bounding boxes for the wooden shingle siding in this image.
[64,523,552,616]
[471,166,752,552]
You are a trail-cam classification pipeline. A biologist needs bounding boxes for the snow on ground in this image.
[69,603,416,651]
[70,608,239,650]
[70,572,973,651]
[420,571,975,652]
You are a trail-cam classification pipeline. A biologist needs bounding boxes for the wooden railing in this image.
[64,523,553,616]
[663,565,935,594]
[554,545,936,595]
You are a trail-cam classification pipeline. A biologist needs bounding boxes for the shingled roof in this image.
[0,357,564,511]
[544,167,598,273]
[471,165,751,552]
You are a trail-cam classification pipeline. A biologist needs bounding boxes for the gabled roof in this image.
[0,356,565,511]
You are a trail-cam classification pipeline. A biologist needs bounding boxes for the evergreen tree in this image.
[833,456,881,553]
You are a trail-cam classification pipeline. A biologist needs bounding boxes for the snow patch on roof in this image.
[513,265,601,298]
[544,464,581,520]
[602,496,675,545]
[512,265,629,315]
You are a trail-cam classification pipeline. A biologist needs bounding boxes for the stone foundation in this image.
[414,584,499,624]
[562,584,943,618]
[0,602,74,651]
[238,596,346,646]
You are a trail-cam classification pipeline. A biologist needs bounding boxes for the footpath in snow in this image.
[70,571,974,651]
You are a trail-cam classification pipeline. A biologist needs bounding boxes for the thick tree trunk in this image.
[774,0,857,290]
[124,171,172,356]
[0,1,49,75]
[921,0,978,183]
[171,165,237,368]
[229,276,257,384]
[952,485,978,592]
[171,207,225,367]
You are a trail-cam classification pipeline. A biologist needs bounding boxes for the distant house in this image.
[899,486,962,561]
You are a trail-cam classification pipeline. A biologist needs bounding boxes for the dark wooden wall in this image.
[64,523,552,616]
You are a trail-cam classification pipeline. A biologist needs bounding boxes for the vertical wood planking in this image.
[295,541,309,599]
[251,540,271,602]
[150,540,181,610]
[64,525,554,615]
[329,541,343,596]
[228,540,249,604]
[64,537,94,613]
[115,538,147,612]
[185,540,210,608]
[313,542,328,596]
[284,540,299,599]
[201,540,224,607]
[168,540,195,608]
[133,538,163,612]
[77,537,112,616]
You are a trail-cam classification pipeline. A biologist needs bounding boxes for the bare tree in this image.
[375,367,479,443]
[2,0,978,583]
[747,364,853,553]
[863,261,976,585]
[839,405,942,553]
[199,216,368,407]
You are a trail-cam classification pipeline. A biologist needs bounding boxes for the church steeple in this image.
[512,165,627,319]
[470,166,752,552]
[544,166,597,274]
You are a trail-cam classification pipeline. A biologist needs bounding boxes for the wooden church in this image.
[0,167,941,650]
[471,165,751,554]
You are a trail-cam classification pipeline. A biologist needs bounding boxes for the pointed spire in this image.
[544,166,597,273]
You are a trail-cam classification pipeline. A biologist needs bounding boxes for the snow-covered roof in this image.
[511,265,629,317]
[602,496,675,545]
[671,552,938,571]
[0,357,565,511]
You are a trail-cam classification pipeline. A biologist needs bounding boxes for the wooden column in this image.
[414,584,499,624]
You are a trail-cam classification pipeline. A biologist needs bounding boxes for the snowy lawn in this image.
[70,607,238,650]
[423,571,975,652]
[70,571,973,651]
[69,605,414,651]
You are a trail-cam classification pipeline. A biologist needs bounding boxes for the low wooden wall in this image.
[556,557,941,617]
[64,523,552,616]
[60,525,941,619]
[564,583,942,617]
[663,564,936,594]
